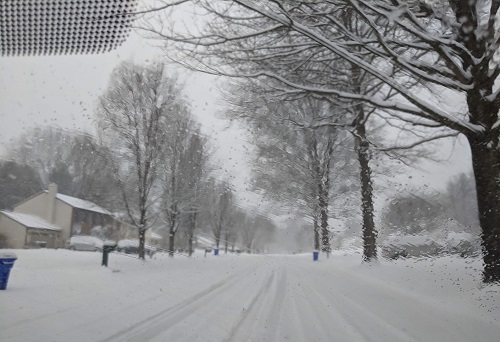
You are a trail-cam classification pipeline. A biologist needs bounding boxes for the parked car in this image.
[67,236,114,252]
[116,239,156,257]
[381,234,444,260]
[442,232,481,258]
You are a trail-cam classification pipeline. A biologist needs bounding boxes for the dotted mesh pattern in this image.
[0,0,138,56]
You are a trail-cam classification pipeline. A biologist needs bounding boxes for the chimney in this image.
[47,183,57,223]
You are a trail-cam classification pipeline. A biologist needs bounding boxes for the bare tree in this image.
[224,83,360,255]
[145,0,500,282]
[161,115,208,257]
[11,126,77,189]
[148,3,439,262]
[236,211,276,253]
[206,179,234,251]
[183,133,209,256]
[9,126,120,209]
[0,161,43,210]
[96,62,183,259]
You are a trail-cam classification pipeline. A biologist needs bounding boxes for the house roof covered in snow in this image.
[1,211,62,231]
[55,193,111,215]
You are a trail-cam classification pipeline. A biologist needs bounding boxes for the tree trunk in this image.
[167,208,178,257]
[138,226,146,260]
[187,212,197,257]
[355,120,377,261]
[224,230,228,253]
[349,61,377,262]
[215,232,220,249]
[246,243,252,253]
[468,137,500,283]
[168,231,175,257]
[319,187,331,256]
[188,232,193,257]
[309,136,330,254]
[313,215,320,250]
[138,210,146,260]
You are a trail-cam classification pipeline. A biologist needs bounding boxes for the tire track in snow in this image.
[292,261,419,341]
[102,260,288,342]
[276,260,373,342]
[262,266,288,340]
[99,271,245,342]
[323,288,418,342]
[292,260,489,342]
[327,267,486,341]
[225,266,287,341]
[1,305,80,330]
[224,271,276,341]
[225,257,368,341]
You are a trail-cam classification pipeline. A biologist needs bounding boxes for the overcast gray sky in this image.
[0,28,263,209]
[0,31,249,170]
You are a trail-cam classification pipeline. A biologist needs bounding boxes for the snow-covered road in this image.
[1,250,499,341]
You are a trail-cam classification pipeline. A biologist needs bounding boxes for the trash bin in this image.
[313,250,319,261]
[102,242,117,267]
[0,252,17,290]
[214,248,219,256]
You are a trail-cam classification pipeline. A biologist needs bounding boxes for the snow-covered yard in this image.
[0,249,499,341]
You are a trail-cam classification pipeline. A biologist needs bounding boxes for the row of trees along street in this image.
[96,62,279,257]
[1,62,277,258]
[138,0,500,283]
[223,86,362,257]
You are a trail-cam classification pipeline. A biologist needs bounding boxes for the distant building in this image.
[0,211,62,249]
[0,0,138,56]
[116,219,163,246]
[147,231,163,246]
[0,184,119,248]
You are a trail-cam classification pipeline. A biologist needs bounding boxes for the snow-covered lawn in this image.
[0,249,498,341]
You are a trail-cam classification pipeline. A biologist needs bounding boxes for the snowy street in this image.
[1,250,499,342]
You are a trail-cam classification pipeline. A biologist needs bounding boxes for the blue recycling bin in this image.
[214,248,219,256]
[0,252,17,290]
[313,250,319,261]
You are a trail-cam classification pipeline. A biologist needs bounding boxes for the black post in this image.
[102,243,116,267]
[102,248,109,267]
